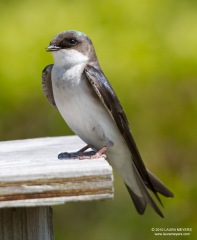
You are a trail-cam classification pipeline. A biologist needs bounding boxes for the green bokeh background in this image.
[0,0,197,239]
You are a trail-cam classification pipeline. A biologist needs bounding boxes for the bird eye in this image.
[60,38,78,48]
[67,39,78,45]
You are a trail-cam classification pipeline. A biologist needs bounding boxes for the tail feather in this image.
[125,165,164,218]
[125,182,164,218]
[147,170,174,198]
[125,184,146,215]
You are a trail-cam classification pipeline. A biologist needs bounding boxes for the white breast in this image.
[52,62,114,148]
[50,49,144,198]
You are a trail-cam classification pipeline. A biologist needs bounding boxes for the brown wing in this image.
[42,64,56,108]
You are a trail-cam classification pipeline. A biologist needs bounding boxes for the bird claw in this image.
[79,153,107,160]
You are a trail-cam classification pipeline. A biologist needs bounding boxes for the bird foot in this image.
[58,150,96,160]
[79,153,107,160]
[58,145,107,160]
[79,146,107,160]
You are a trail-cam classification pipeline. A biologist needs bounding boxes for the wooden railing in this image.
[0,136,114,240]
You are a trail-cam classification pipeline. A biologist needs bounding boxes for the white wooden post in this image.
[0,207,53,240]
[0,136,113,240]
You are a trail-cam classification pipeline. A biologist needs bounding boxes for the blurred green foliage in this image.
[0,0,197,239]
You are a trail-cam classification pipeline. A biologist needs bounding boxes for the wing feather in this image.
[42,64,57,108]
[84,63,162,202]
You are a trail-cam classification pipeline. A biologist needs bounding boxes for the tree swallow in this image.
[42,30,173,217]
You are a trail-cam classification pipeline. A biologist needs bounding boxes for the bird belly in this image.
[52,66,142,196]
[52,69,117,150]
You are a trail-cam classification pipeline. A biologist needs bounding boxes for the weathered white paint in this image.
[0,136,113,240]
[0,136,114,208]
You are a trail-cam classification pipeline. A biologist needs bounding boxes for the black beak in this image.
[45,45,61,52]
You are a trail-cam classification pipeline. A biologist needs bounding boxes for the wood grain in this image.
[0,136,114,208]
[0,207,53,240]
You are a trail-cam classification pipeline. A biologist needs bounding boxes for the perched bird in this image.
[42,30,173,217]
